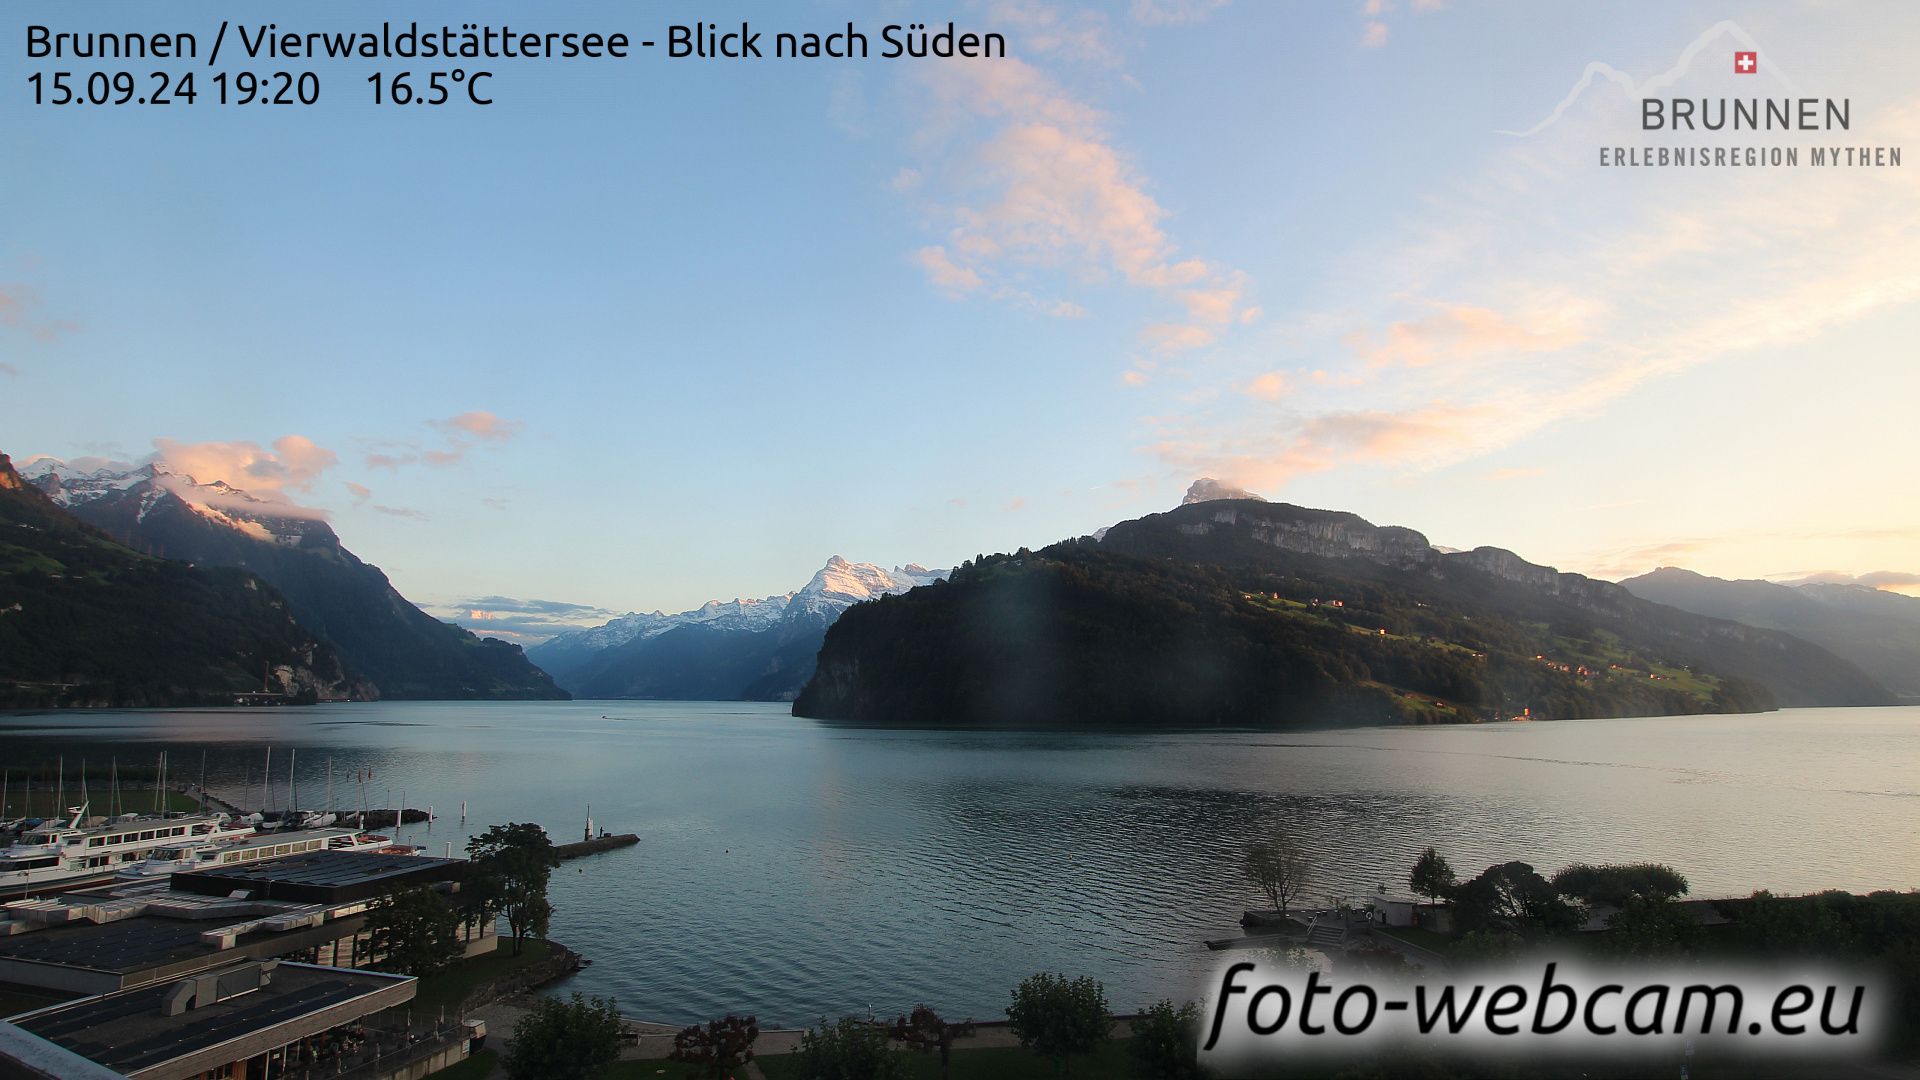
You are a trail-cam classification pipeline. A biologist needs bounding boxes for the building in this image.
[1,959,436,1079]
[0,850,493,996]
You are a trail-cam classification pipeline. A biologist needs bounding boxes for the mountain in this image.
[0,453,355,707]
[529,557,946,700]
[1622,567,1920,700]
[25,458,565,701]
[794,499,1891,728]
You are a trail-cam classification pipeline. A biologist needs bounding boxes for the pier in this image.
[555,833,639,861]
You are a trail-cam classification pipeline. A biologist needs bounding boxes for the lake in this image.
[1,702,1914,1026]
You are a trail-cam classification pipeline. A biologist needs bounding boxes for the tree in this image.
[795,1016,910,1080]
[363,885,461,976]
[1408,847,1456,907]
[1005,973,1112,1076]
[503,993,623,1080]
[889,1005,974,1080]
[671,1014,760,1079]
[1551,862,1689,908]
[1451,861,1583,940]
[1243,836,1311,914]
[1129,999,1204,1080]
[466,822,561,956]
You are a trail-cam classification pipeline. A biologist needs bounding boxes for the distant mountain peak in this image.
[1182,478,1266,505]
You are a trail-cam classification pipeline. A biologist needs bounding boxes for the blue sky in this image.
[5,0,1918,640]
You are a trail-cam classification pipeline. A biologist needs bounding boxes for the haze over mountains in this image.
[529,558,947,700]
[23,456,564,702]
[1622,567,1920,701]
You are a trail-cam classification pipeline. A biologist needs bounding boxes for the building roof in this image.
[169,850,465,905]
[11,962,413,1078]
[0,918,213,975]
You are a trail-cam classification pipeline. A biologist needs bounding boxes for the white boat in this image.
[0,806,242,895]
[115,819,273,879]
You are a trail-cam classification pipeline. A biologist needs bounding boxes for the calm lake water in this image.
[1,702,1915,1026]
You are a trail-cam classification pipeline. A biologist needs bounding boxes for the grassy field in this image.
[1374,924,1463,957]
[1,787,203,819]
[425,1047,498,1080]
[757,1040,1139,1079]
[602,1060,720,1078]
[411,938,555,1019]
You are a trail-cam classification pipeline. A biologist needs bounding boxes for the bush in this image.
[794,1016,910,1080]
[503,994,622,1080]
[1129,999,1204,1080]
[1005,972,1112,1076]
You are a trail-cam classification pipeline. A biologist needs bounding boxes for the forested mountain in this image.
[795,499,1890,728]
[0,453,355,707]
[27,458,565,701]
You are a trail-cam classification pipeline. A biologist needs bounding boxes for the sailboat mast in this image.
[288,748,297,815]
[262,746,272,814]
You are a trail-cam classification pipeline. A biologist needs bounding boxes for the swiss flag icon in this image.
[1735,51,1757,74]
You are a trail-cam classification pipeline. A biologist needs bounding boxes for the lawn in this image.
[426,1048,498,1080]
[411,938,556,1019]
[1374,924,1463,957]
[602,1060,722,1079]
[2,787,202,819]
[758,1040,1139,1079]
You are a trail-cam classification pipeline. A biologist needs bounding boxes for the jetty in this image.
[556,833,639,861]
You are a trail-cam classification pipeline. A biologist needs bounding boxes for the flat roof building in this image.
[3,960,423,1080]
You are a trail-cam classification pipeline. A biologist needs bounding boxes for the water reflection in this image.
[0,702,1914,1025]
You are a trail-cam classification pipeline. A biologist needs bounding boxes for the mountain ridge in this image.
[1622,566,1920,700]
[794,498,1890,727]
[27,456,566,702]
[0,452,357,707]
[529,557,947,700]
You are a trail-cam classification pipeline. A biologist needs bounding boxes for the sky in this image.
[4,0,1918,643]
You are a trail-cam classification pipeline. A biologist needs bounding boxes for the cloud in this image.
[1242,371,1290,401]
[1130,0,1230,26]
[365,411,525,469]
[426,595,623,644]
[371,505,429,521]
[1581,541,1707,581]
[1361,20,1388,48]
[433,411,523,443]
[989,1,1119,65]
[0,362,15,376]
[1141,34,1920,497]
[0,285,78,342]
[1348,301,1600,369]
[901,49,1253,349]
[1004,496,1027,511]
[915,246,985,295]
[1355,0,1442,50]
[343,481,372,503]
[1486,466,1545,482]
[154,435,337,494]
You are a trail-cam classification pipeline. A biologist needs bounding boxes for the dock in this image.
[555,833,639,861]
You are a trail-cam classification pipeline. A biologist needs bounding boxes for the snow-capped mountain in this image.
[528,557,948,701]
[23,457,333,547]
[23,455,566,702]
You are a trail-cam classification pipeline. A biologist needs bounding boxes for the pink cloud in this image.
[153,435,337,493]
[905,54,1253,351]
